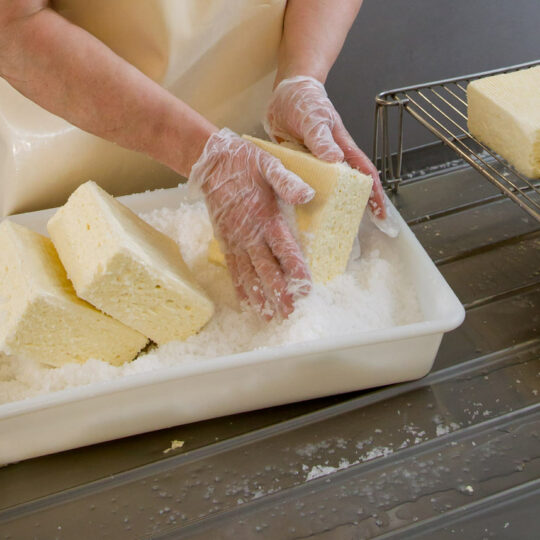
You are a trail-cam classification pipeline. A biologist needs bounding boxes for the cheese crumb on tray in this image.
[0,221,147,367]
[47,181,215,345]
[0,193,422,404]
[467,66,540,179]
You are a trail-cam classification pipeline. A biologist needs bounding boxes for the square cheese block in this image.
[0,220,147,367]
[208,136,373,283]
[467,66,540,179]
[48,181,214,345]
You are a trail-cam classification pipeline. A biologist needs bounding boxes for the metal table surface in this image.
[1,144,539,539]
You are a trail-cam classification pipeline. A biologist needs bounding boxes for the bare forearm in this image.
[275,0,363,86]
[0,6,216,177]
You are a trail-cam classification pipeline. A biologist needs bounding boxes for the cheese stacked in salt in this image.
[48,181,214,344]
[208,136,373,283]
[0,220,147,366]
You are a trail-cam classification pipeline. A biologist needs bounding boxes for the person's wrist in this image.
[185,122,218,178]
[274,61,328,89]
[148,99,218,178]
[153,99,218,178]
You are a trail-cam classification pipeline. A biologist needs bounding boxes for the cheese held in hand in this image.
[0,220,147,366]
[209,136,373,283]
[467,66,540,179]
[48,181,214,345]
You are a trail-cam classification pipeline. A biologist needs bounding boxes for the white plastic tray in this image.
[1,188,464,464]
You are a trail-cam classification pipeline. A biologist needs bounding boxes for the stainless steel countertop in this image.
[1,143,539,539]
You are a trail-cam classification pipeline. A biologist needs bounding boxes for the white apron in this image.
[0,0,286,216]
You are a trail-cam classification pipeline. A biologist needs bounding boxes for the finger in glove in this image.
[265,215,312,298]
[247,243,294,319]
[332,119,387,219]
[259,152,315,205]
[227,251,274,320]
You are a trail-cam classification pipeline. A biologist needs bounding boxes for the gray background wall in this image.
[327,0,540,154]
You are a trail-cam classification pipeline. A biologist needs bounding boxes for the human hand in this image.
[189,128,314,320]
[265,75,386,220]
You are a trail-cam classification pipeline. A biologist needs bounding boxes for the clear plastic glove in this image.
[189,128,314,320]
[264,75,388,222]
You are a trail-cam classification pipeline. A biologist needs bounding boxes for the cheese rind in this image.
[209,136,373,283]
[467,66,540,179]
[47,181,214,344]
[0,220,147,366]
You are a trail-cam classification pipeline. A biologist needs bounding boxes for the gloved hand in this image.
[264,75,387,220]
[189,128,314,319]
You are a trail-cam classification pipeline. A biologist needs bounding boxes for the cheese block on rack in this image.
[48,181,214,345]
[0,220,147,367]
[467,66,540,179]
[208,136,373,283]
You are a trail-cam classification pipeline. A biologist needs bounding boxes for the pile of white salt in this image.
[0,200,422,405]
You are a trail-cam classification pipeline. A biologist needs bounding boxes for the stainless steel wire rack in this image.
[373,60,540,221]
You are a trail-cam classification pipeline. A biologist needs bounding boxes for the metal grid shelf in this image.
[373,60,540,221]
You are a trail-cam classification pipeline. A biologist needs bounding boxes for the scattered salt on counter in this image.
[0,196,422,405]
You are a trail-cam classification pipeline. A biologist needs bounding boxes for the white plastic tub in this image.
[0,188,464,465]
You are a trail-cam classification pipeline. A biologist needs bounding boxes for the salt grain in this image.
[0,196,422,405]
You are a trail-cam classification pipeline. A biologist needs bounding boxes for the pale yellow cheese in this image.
[467,66,540,179]
[209,136,373,283]
[0,220,147,367]
[47,181,214,345]
[207,238,228,267]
